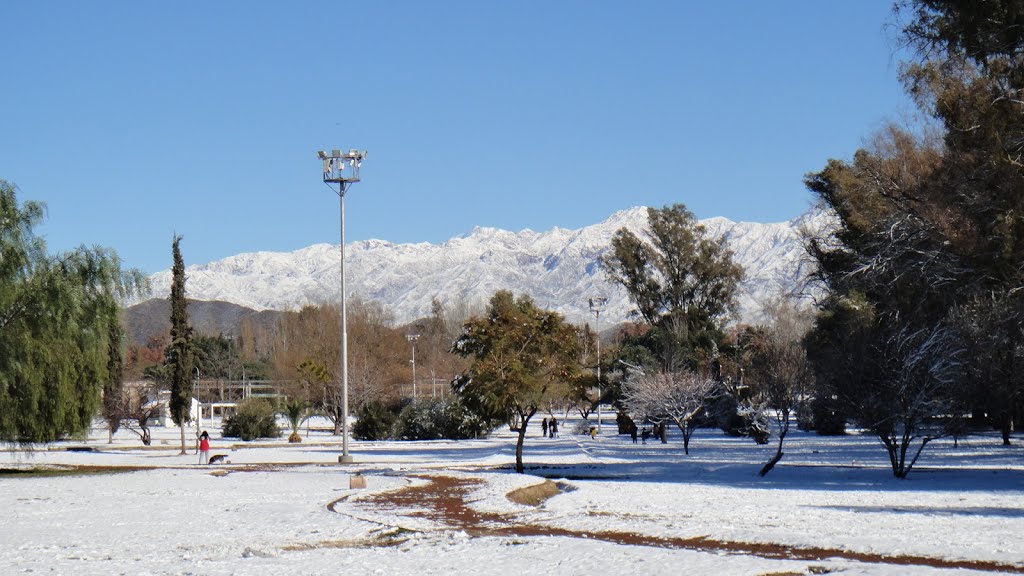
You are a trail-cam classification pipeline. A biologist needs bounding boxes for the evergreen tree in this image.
[168,235,193,454]
[898,0,1024,441]
[451,291,580,473]
[802,0,1024,474]
[102,316,126,443]
[601,204,743,372]
[0,180,144,444]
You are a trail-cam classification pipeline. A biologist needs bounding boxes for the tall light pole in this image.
[319,148,367,464]
[407,333,420,400]
[589,296,608,433]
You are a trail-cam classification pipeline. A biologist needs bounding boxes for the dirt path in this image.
[341,473,1024,574]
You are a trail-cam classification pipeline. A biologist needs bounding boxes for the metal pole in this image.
[596,310,602,433]
[589,296,606,434]
[411,340,417,400]
[339,183,352,463]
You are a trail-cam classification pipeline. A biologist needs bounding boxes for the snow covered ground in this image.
[2,416,1023,575]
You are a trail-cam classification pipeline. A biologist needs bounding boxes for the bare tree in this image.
[416,298,473,398]
[347,297,406,406]
[819,317,965,478]
[119,382,161,446]
[744,300,815,476]
[874,324,965,478]
[622,370,717,454]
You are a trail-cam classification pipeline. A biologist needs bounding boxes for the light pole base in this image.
[338,454,354,464]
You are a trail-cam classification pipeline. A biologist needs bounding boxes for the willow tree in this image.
[0,180,145,444]
[168,235,193,455]
[452,291,580,473]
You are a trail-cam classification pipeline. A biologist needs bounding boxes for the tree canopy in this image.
[601,204,743,372]
[803,0,1024,474]
[452,291,580,473]
[0,180,145,444]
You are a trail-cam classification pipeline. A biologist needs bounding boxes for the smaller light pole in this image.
[407,333,420,400]
[194,367,201,453]
[588,296,608,433]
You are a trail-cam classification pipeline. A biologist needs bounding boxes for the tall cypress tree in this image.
[168,235,193,455]
[102,316,125,443]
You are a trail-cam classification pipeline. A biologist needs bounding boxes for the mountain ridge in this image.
[143,206,823,326]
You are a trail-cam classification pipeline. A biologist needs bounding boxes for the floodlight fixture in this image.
[322,148,367,186]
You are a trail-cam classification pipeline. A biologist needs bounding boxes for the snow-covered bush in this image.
[352,400,397,441]
[805,395,846,435]
[392,396,496,440]
[735,403,771,445]
[222,399,281,441]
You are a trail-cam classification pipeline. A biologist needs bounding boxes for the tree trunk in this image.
[759,450,784,477]
[179,425,187,455]
[514,409,536,473]
[880,435,901,477]
[759,430,787,477]
[760,413,790,477]
[515,422,528,473]
[674,418,691,455]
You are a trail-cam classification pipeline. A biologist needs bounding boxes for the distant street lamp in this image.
[318,148,367,464]
[589,296,608,433]
[407,333,420,400]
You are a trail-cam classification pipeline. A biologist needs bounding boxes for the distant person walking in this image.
[549,417,558,439]
[630,423,638,444]
[541,417,548,437]
[199,430,210,464]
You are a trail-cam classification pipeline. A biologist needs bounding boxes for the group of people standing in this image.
[540,417,559,438]
[629,425,653,444]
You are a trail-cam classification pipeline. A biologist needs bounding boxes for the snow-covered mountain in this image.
[146,206,824,326]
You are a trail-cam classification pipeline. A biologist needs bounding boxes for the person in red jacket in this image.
[199,430,210,464]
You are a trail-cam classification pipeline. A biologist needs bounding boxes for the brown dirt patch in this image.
[349,474,1024,573]
[360,474,506,528]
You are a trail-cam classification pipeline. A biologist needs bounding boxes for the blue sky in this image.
[0,2,910,274]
